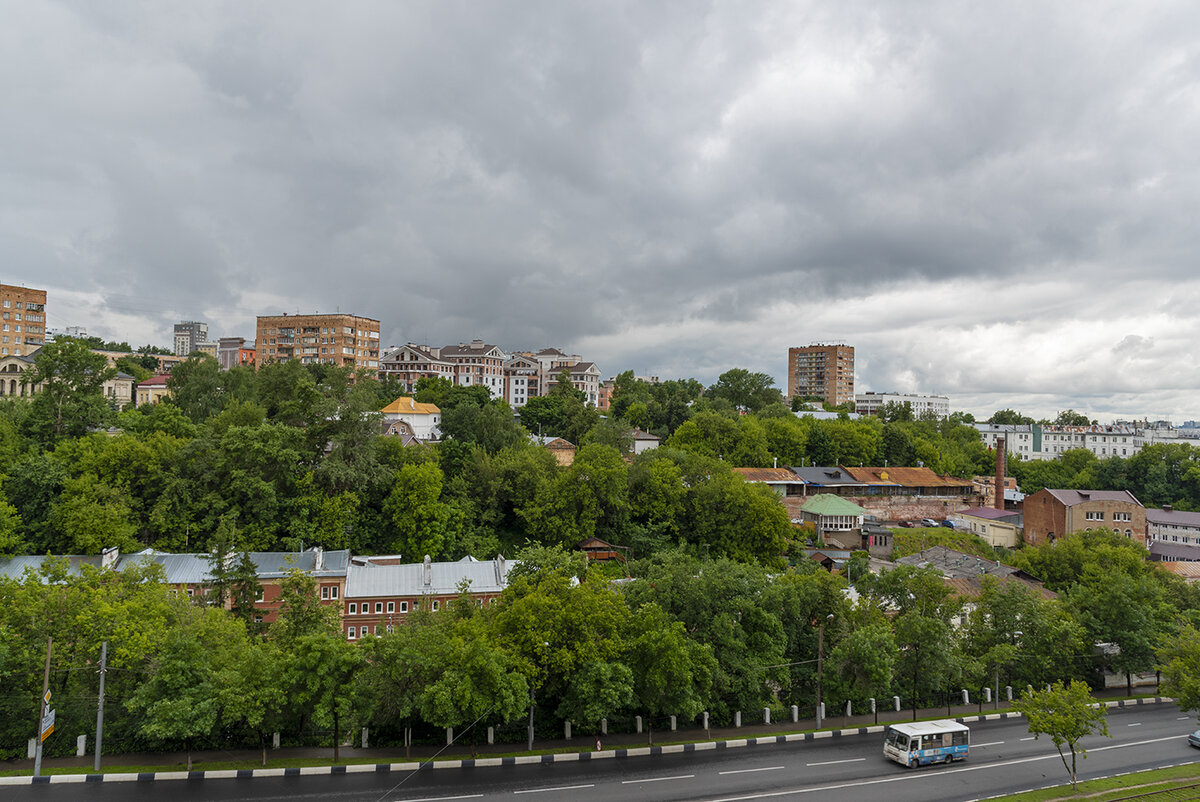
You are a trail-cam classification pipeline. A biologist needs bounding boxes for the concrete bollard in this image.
[601,718,607,735]
[670,715,677,731]
[273,732,280,749]
[635,716,643,734]
[893,696,901,712]
[791,704,799,723]
[734,711,742,728]
[763,707,770,725]
[984,687,992,703]
[703,711,709,732]
[362,728,369,749]
[565,721,571,740]
[446,727,453,745]
[962,689,970,705]
[76,734,87,757]
[1006,686,1013,701]
[869,698,876,713]
[27,738,35,759]
[1027,685,1034,698]
[1045,685,1051,693]
[845,700,852,718]
[819,702,825,721]
[488,726,495,745]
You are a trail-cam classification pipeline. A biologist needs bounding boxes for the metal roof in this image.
[345,555,517,598]
[800,494,867,516]
[0,555,104,581]
[1042,489,1142,507]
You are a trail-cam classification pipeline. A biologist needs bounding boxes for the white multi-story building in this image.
[975,423,1141,461]
[440,340,508,399]
[855,392,950,419]
[1146,505,1200,563]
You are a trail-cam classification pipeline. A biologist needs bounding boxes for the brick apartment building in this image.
[788,344,854,406]
[255,313,380,373]
[0,283,47,358]
[1023,488,1145,547]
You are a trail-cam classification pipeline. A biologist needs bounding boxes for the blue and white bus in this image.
[883,720,970,767]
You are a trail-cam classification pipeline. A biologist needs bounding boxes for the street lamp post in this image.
[815,614,833,728]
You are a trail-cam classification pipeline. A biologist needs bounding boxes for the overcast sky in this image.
[4,2,1199,421]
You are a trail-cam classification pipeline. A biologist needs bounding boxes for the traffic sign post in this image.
[39,709,55,743]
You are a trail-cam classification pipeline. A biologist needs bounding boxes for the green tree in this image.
[520,443,629,546]
[1158,623,1200,719]
[21,338,116,444]
[988,409,1034,425]
[166,355,225,422]
[1054,409,1093,426]
[688,471,789,566]
[417,616,530,754]
[1014,680,1110,790]
[282,631,365,762]
[706,369,783,412]
[384,462,461,559]
[625,602,716,744]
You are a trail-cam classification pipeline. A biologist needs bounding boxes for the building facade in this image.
[380,396,442,441]
[0,284,47,358]
[439,340,508,399]
[975,423,1141,461]
[787,344,854,406]
[1023,488,1145,547]
[855,392,950,419]
[173,320,209,356]
[217,337,256,370]
[255,313,380,373]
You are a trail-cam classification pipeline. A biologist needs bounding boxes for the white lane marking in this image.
[805,758,866,767]
[973,741,1004,747]
[1178,716,1191,720]
[622,775,694,784]
[704,735,1183,801]
[720,767,786,775]
[1128,723,1142,727]
[1019,737,1035,741]
[402,796,484,802]
[514,785,594,794]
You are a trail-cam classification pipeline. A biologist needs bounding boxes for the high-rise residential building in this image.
[0,283,47,358]
[255,313,380,373]
[173,320,209,356]
[787,344,854,406]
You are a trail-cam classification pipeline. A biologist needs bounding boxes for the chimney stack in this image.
[994,437,1006,510]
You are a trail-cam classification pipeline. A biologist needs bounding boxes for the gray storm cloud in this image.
[3,1,1200,419]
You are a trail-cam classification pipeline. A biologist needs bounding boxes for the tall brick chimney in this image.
[994,437,1006,510]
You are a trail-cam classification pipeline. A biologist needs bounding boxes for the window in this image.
[1085,511,1104,521]
[348,626,357,639]
[321,586,330,600]
[432,600,440,611]
[348,602,357,614]
[255,589,265,603]
[387,601,395,613]
[375,602,383,614]
[1126,529,1133,538]
[329,586,339,599]
[400,601,409,613]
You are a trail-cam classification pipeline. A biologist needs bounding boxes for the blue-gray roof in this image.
[346,555,516,598]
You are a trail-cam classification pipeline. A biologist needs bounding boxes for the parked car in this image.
[940,520,958,529]
[920,518,938,528]
[897,520,916,528]
[1189,729,1200,749]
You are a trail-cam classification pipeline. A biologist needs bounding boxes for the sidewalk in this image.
[2,690,1170,778]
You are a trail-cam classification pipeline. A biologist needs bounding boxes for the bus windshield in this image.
[884,729,910,750]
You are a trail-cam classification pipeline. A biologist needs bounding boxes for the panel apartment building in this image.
[0,283,47,357]
[788,344,854,406]
[255,313,380,373]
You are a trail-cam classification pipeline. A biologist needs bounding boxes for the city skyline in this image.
[5,3,1200,421]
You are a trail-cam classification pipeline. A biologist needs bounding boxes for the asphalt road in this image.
[9,704,1197,802]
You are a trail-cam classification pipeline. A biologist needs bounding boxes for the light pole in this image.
[527,641,549,752]
[815,614,833,728]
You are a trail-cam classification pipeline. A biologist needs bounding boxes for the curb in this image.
[0,697,1174,785]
